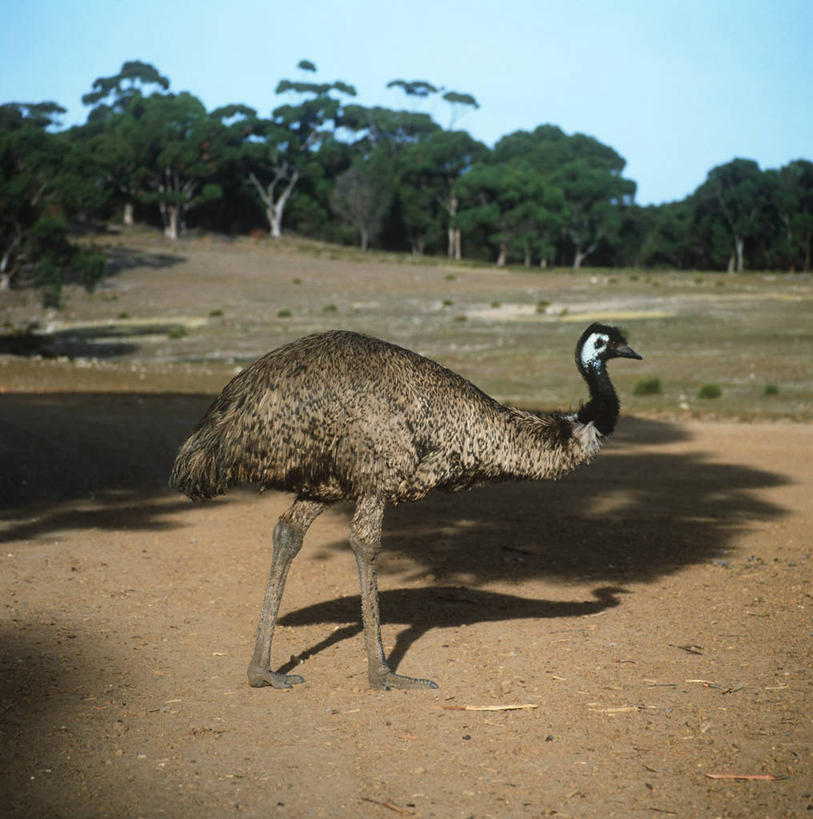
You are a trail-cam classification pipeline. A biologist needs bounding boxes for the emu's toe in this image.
[247,667,305,689]
[371,670,438,691]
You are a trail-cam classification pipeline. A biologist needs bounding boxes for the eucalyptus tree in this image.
[0,102,66,287]
[246,61,357,237]
[331,151,395,250]
[493,126,635,267]
[399,130,488,257]
[80,60,171,225]
[769,159,813,271]
[1,102,108,300]
[693,158,772,272]
[337,104,440,251]
[123,92,224,239]
[456,159,564,266]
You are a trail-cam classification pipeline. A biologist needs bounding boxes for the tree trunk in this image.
[268,204,282,239]
[804,230,811,272]
[1,229,22,285]
[360,226,369,251]
[445,185,460,259]
[496,242,507,267]
[730,235,744,272]
[164,206,179,240]
[573,238,598,269]
[523,242,531,267]
[249,167,298,239]
[453,228,462,260]
[123,202,134,226]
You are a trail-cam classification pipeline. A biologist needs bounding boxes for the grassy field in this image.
[1,232,811,420]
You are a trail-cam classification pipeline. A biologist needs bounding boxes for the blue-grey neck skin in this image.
[575,330,620,436]
[576,360,620,435]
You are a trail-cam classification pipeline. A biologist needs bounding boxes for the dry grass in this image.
[1,232,811,420]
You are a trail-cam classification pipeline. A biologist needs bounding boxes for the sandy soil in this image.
[1,237,811,816]
[1,392,811,817]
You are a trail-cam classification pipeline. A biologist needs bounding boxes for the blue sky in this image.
[3,0,811,204]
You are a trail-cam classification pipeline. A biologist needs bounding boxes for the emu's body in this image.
[171,326,641,690]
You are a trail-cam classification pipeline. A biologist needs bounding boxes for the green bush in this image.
[633,377,662,396]
[763,384,779,396]
[34,259,63,308]
[27,217,108,306]
[277,308,292,318]
[697,383,722,399]
[168,325,187,339]
[74,246,107,292]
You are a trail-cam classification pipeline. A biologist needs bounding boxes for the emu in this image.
[170,324,641,691]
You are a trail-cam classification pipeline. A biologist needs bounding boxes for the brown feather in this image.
[170,331,606,504]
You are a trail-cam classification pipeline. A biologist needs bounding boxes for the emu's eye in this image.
[594,336,606,350]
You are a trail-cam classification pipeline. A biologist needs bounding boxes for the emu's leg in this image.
[247,498,324,689]
[350,496,438,691]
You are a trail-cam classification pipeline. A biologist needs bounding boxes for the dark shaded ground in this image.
[1,391,810,817]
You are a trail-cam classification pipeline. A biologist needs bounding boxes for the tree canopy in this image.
[3,56,812,302]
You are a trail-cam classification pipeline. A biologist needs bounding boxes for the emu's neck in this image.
[576,363,620,436]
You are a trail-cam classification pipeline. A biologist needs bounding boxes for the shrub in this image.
[697,383,722,399]
[209,309,224,317]
[277,308,292,318]
[168,325,187,339]
[74,247,107,292]
[633,377,662,396]
[322,304,338,313]
[536,299,550,313]
[34,259,63,308]
[27,217,108,306]
[763,384,779,396]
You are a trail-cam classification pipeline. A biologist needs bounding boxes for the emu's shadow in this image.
[277,585,626,675]
[364,417,788,584]
[279,415,788,669]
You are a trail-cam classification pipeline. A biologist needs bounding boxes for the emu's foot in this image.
[370,669,439,691]
[247,666,305,689]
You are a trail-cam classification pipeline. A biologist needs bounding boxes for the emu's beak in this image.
[615,343,643,360]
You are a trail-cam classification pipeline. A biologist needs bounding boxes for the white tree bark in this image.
[163,205,179,240]
[249,166,299,238]
[123,202,134,227]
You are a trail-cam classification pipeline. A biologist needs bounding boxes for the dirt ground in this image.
[1,238,811,817]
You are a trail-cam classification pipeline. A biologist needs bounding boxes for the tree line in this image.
[2,59,812,302]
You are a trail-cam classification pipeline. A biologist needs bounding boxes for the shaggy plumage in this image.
[170,324,641,691]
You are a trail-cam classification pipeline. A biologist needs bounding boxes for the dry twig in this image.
[361,796,417,815]
[441,703,538,712]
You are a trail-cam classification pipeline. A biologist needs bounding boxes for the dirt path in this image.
[1,393,810,817]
